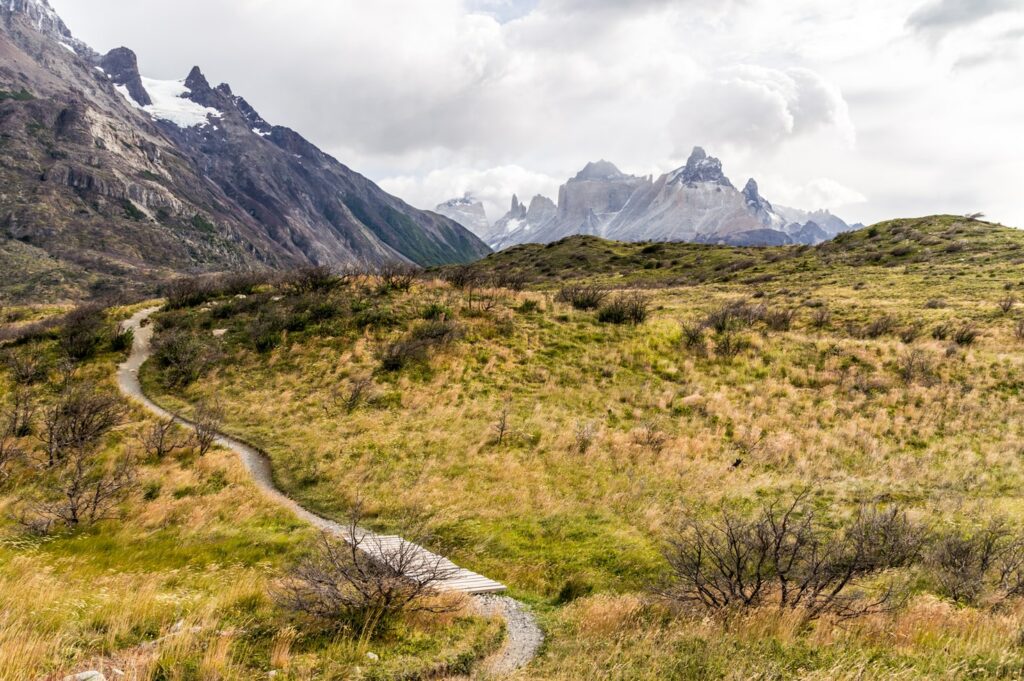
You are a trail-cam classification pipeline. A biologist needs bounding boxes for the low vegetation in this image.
[7,215,1024,678]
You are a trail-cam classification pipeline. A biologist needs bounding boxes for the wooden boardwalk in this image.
[118,308,506,596]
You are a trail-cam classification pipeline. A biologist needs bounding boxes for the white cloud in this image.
[48,0,1024,228]
[381,165,562,223]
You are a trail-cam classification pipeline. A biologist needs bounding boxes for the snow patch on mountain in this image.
[117,77,221,128]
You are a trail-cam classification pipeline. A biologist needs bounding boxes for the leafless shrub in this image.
[1015,319,1024,342]
[379,321,461,372]
[929,519,1024,605]
[40,384,126,468]
[573,421,598,455]
[811,308,832,330]
[442,266,478,291]
[999,295,1018,315]
[862,314,898,339]
[659,495,923,621]
[924,299,947,310]
[281,266,342,295]
[333,377,374,414]
[896,349,934,385]
[899,323,925,344]
[493,400,513,446]
[932,323,953,341]
[18,448,137,533]
[765,308,796,332]
[494,271,527,292]
[0,409,25,483]
[275,509,459,640]
[714,330,750,359]
[598,292,650,325]
[376,264,419,294]
[633,421,668,454]
[192,400,224,457]
[163,271,269,309]
[4,352,48,385]
[140,417,187,460]
[557,285,608,311]
[680,322,706,354]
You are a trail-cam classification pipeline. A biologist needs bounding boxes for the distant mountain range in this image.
[0,0,488,300]
[437,148,859,251]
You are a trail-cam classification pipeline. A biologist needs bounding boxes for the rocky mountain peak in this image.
[1,0,91,55]
[185,66,211,94]
[573,160,627,182]
[99,47,152,106]
[673,146,733,188]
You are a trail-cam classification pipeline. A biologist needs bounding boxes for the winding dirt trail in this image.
[116,306,542,677]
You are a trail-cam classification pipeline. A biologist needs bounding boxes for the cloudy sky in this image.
[51,0,1024,227]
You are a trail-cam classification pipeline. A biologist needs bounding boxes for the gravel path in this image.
[116,307,542,676]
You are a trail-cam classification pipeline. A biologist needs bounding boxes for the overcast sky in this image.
[50,0,1024,227]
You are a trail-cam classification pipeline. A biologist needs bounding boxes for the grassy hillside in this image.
[133,216,1024,678]
[0,306,499,679]
[456,215,1023,289]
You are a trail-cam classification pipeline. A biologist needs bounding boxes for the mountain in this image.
[435,195,491,240]
[0,0,489,301]
[488,194,557,250]
[471,148,851,251]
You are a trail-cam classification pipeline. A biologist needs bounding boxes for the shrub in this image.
[59,305,108,361]
[275,511,459,639]
[573,421,598,455]
[598,292,650,325]
[953,325,978,346]
[896,349,934,385]
[1016,319,1024,342]
[862,314,898,339]
[281,266,341,295]
[557,285,608,311]
[376,264,419,294]
[932,323,952,341]
[517,299,541,314]
[421,303,452,321]
[680,322,706,352]
[109,324,134,353]
[152,329,214,387]
[925,299,947,310]
[930,519,1024,605]
[659,495,923,621]
[765,308,796,332]
[811,308,832,330]
[999,295,1018,315]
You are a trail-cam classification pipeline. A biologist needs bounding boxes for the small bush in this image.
[152,330,214,387]
[925,299,947,310]
[811,308,832,330]
[59,305,108,361]
[557,285,608,311]
[862,314,898,339]
[109,324,134,353]
[421,303,452,321]
[517,299,541,314]
[598,293,650,325]
[932,323,953,341]
[999,295,1018,315]
[282,266,341,295]
[1016,319,1024,342]
[765,308,796,332]
[953,325,978,346]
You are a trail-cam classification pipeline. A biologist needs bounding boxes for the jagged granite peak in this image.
[672,146,733,188]
[573,160,628,182]
[510,193,525,217]
[99,47,151,106]
[525,194,556,224]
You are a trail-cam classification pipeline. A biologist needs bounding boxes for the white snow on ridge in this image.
[116,76,220,129]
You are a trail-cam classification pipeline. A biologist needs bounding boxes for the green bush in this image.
[598,293,650,325]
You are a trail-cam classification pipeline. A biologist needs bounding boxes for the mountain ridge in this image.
[0,0,489,302]
[441,149,855,251]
